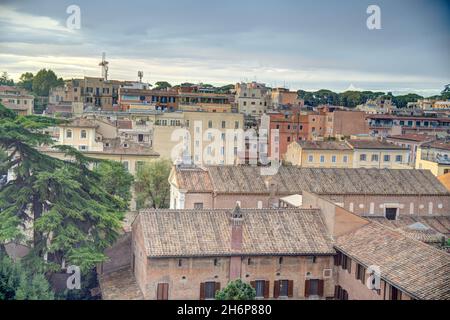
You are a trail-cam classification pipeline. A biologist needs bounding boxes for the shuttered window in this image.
[251,280,268,298]
[305,279,324,297]
[200,282,221,300]
[273,280,293,298]
[356,263,366,284]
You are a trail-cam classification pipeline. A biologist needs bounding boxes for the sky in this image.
[0,0,449,96]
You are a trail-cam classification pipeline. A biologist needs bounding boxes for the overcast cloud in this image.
[0,0,449,96]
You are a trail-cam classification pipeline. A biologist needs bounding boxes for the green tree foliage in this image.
[0,148,6,176]
[0,103,126,274]
[135,159,172,209]
[215,279,256,300]
[0,72,14,86]
[216,84,235,94]
[17,72,34,92]
[391,93,424,108]
[93,160,134,206]
[31,69,64,96]
[154,81,172,90]
[0,251,54,300]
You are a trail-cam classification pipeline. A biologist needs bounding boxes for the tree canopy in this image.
[0,250,54,300]
[135,159,171,209]
[215,279,256,300]
[0,103,128,274]
[154,81,172,90]
[0,72,14,86]
[18,72,34,92]
[31,69,64,97]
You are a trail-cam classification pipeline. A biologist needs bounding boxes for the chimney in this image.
[230,204,243,251]
[229,204,243,280]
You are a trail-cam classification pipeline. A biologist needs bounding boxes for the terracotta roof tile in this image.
[335,222,450,300]
[136,208,335,258]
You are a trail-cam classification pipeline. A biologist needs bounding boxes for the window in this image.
[343,155,348,163]
[334,286,348,300]
[320,155,325,163]
[385,208,397,220]
[222,121,226,129]
[138,134,144,142]
[202,282,219,300]
[279,280,289,297]
[371,154,379,162]
[331,155,336,163]
[356,264,366,283]
[360,154,367,161]
[235,121,239,129]
[253,280,267,298]
[395,155,402,162]
[389,285,402,300]
[384,155,391,162]
[122,161,129,172]
[156,283,169,300]
[66,129,72,138]
[208,120,213,128]
[305,279,323,297]
[194,203,203,210]
[308,155,314,163]
[287,137,291,142]
[79,130,87,139]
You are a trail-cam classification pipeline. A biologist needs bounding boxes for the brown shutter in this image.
[334,285,339,299]
[304,280,310,297]
[200,282,205,300]
[355,264,359,279]
[163,283,169,300]
[318,280,324,297]
[157,283,162,300]
[348,258,352,274]
[250,281,256,289]
[264,281,270,298]
[287,280,294,298]
[215,282,221,293]
[273,280,280,298]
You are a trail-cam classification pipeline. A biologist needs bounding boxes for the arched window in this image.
[80,129,87,139]
[66,129,72,138]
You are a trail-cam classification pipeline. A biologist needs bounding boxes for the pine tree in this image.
[0,103,128,273]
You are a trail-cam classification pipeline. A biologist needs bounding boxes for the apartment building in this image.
[347,140,409,169]
[285,140,353,168]
[235,82,271,116]
[49,77,125,110]
[324,110,369,139]
[118,87,179,111]
[268,111,308,156]
[178,92,234,113]
[385,134,436,165]
[367,114,450,137]
[169,165,450,219]
[0,85,34,115]
[40,117,159,175]
[270,88,303,109]
[415,141,450,176]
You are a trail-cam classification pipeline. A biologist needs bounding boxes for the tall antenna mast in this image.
[138,71,144,83]
[99,52,109,81]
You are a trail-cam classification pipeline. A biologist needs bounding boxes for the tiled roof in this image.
[61,118,98,128]
[347,139,407,150]
[366,216,450,237]
[297,140,352,150]
[98,266,144,300]
[198,166,450,196]
[422,141,450,151]
[174,166,213,192]
[335,222,450,300]
[387,134,436,143]
[136,208,335,257]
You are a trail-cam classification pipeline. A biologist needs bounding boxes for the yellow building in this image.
[415,141,450,176]
[285,140,354,168]
[42,117,159,175]
[348,140,410,169]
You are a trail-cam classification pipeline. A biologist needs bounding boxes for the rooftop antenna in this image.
[99,52,109,81]
[138,71,144,83]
